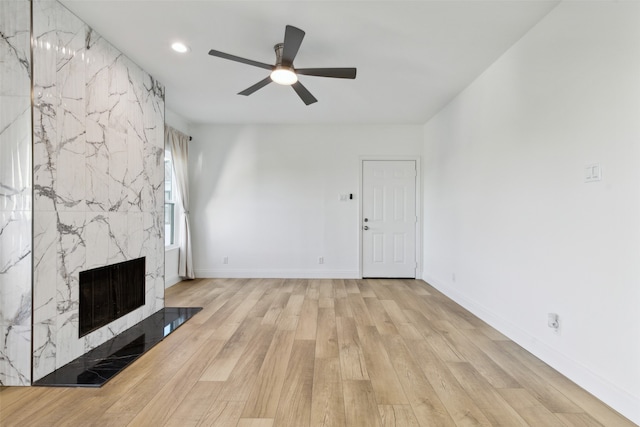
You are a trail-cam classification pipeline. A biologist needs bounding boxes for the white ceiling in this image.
[60,0,560,125]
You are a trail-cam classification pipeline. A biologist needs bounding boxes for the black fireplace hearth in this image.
[34,307,202,387]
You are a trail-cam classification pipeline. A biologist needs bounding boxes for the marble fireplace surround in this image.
[0,0,166,385]
[0,0,32,386]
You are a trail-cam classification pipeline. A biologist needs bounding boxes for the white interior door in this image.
[362,160,417,278]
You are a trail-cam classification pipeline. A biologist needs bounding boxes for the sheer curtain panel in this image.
[166,126,195,279]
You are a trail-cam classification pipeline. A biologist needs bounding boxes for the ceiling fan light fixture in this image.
[270,67,298,85]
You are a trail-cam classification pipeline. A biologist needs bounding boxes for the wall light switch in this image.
[585,163,602,183]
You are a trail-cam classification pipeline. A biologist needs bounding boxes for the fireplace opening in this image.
[79,257,145,337]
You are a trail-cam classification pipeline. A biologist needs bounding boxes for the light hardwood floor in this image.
[0,278,634,426]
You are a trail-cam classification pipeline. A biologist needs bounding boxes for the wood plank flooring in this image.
[0,278,634,426]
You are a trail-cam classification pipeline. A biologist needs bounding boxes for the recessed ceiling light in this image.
[171,42,190,53]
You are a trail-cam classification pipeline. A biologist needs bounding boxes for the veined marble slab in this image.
[0,0,32,386]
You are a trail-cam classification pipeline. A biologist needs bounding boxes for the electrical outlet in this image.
[452,273,456,282]
[585,163,602,183]
[223,256,228,265]
[318,256,324,264]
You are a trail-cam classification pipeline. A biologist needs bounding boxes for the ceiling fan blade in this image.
[291,81,317,105]
[296,68,357,79]
[208,49,274,70]
[238,76,272,96]
[282,25,305,66]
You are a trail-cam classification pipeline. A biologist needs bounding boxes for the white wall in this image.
[189,124,422,278]
[164,246,181,288]
[165,108,190,136]
[422,1,640,423]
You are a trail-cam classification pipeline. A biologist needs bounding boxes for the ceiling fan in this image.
[208,25,357,105]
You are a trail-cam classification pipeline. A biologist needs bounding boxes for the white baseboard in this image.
[164,275,182,288]
[194,268,360,279]
[422,273,640,426]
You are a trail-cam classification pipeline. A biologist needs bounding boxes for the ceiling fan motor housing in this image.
[274,43,286,66]
[270,43,297,85]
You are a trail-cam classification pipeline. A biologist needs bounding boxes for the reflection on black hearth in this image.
[76,334,145,385]
[34,307,202,387]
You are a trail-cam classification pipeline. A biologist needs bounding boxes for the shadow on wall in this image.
[189,126,259,249]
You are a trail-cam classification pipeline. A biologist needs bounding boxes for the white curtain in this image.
[165,126,195,279]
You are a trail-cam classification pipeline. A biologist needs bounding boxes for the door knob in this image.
[363,226,369,230]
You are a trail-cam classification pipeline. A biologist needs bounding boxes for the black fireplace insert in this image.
[79,257,145,337]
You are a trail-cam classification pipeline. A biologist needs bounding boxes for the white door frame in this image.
[359,156,422,279]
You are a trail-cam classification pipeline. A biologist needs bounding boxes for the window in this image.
[164,150,177,246]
